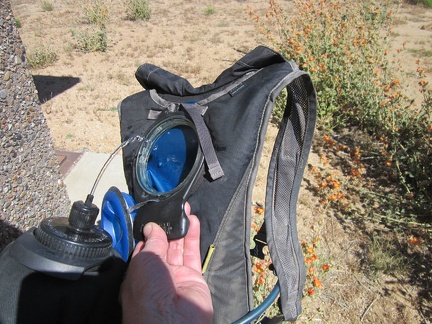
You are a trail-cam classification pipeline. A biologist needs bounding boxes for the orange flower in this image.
[408,236,420,246]
[251,223,260,231]
[307,287,315,296]
[253,263,264,274]
[318,181,328,188]
[351,147,361,159]
[322,264,330,272]
[320,199,328,205]
[257,276,265,285]
[327,194,338,201]
[254,205,264,215]
[320,155,329,165]
[313,277,322,288]
[307,247,315,255]
[305,256,314,264]
[323,135,335,147]
[305,254,319,264]
[351,168,360,177]
[330,180,341,189]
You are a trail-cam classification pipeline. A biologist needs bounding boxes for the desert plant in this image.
[27,46,58,68]
[250,0,395,130]
[124,0,151,21]
[301,234,331,298]
[82,0,109,28]
[250,205,281,318]
[365,236,407,276]
[250,0,432,225]
[40,0,54,12]
[204,4,216,15]
[272,88,287,124]
[72,27,107,52]
[407,0,432,8]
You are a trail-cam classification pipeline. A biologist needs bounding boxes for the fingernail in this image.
[143,223,153,239]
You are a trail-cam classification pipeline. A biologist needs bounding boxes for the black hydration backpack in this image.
[117,46,317,322]
[0,46,316,323]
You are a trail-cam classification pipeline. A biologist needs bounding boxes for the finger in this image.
[131,241,145,258]
[140,222,169,261]
[184,201,191,215]
[167,237,185,266]
[166,202,191,266]
[183,213,202,272]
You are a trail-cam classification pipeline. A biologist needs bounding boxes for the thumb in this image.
[140,222,169,260]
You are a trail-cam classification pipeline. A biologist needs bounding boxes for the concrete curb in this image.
[63,152,129,217]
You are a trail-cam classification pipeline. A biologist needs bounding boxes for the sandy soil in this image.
[11,0,432,322]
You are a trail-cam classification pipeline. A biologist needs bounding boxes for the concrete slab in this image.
[63,152,129,216]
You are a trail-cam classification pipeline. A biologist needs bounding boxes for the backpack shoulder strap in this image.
[265,67,317,321]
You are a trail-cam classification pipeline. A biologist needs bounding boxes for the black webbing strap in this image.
[181,103,224,180]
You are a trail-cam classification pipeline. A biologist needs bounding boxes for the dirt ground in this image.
[11,0,432,322]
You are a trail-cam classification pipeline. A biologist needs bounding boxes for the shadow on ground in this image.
[305,129,432,322]
[33,75,81,103]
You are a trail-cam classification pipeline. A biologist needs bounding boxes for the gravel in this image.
[0,0,70,251]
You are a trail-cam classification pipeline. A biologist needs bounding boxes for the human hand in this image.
[120,203,213,323]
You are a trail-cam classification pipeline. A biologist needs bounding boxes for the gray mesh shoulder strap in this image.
[265,68,317,320]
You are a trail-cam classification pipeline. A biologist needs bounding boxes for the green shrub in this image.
[125,0,151,21]
[204,4,216,15]
[72,27,108,52]
[250,0,432,224]
[41,0,54,12]
[251,0,395,130]
[273,88,287,124]
[82,0,109,28]
[407,0,432,8]
[27,46,58,68]
[365,236,407,276]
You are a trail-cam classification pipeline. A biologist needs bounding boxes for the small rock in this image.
[3,71,10,81]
